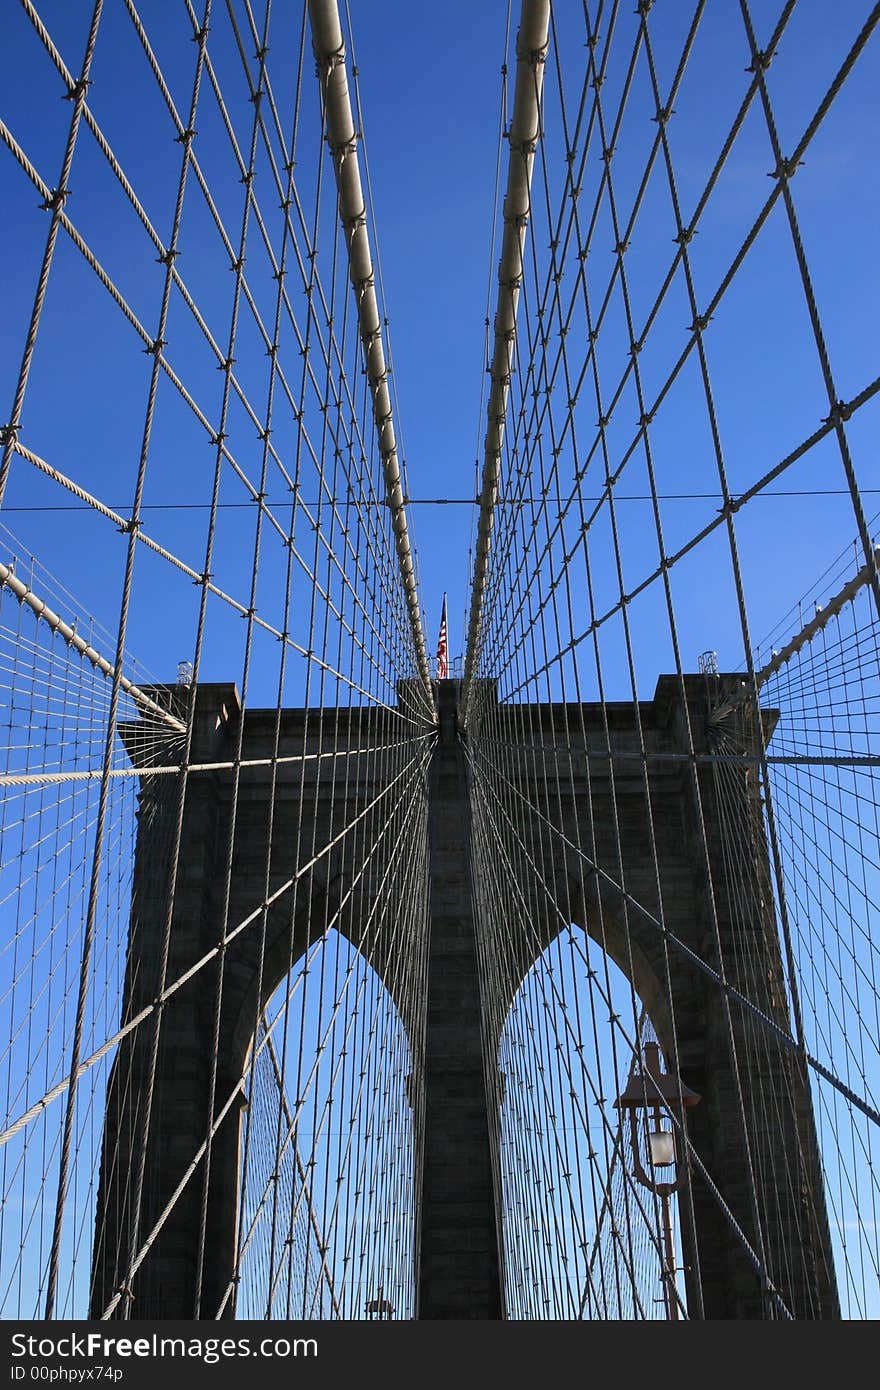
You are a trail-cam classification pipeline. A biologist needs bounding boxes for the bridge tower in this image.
[91,674,838,1319]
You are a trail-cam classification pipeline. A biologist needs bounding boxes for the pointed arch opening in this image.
[496,923,689,1319]
[235,928,417,1320]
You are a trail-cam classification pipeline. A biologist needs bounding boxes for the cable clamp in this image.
[508,134,539,157]
[317,43,346,78]
[518,41,548,67]
[328,135,358,158]
[64,76,91,102]
[823,399,852,427]
[40,187,69,213]
[770,155,802,181]
[342,204,367,232]
[746,49,774,73]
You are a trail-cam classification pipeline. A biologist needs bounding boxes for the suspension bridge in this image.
[0,0,878,1321]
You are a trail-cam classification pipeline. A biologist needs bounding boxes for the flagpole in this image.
[436,594,448,681]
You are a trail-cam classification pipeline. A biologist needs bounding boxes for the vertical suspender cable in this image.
[461,0,551,722]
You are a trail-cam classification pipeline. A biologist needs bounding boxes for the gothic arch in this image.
[495,922,679,1319]
[235,927,417,1319]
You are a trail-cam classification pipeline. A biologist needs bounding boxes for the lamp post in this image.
[365,1284,394,1319]
[615,1041,700,1320]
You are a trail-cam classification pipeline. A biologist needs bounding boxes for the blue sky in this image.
[0,0,876,702]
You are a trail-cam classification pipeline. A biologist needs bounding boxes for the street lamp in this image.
[365,1284,394,1319]
[615,1041,700,1319]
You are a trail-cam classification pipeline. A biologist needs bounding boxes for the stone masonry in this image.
[91,675,838,1319]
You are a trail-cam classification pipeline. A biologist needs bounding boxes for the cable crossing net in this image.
[0,0,432,1321]
[462,0,879,1321]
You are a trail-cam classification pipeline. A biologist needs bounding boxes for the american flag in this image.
[436,594,448,680]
